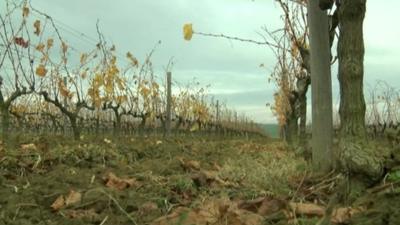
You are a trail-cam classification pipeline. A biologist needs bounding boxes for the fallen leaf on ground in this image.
[289,202,325,216]
[151,198,263,225]
[331,206,365,224]
[64,208,100,221]
[103,172,140,190]
[178,157,201,171]
[65,190,82,206]
[238,196,287,216]
[51,195,65,211]
[51,190,82,211]
[139,202,159,215]
[20,143,37,151]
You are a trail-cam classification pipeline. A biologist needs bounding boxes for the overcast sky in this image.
[11,0,400,123]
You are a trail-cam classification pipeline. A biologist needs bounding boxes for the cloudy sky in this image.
[11,0,400,123]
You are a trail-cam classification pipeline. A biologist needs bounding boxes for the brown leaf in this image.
[22,6,29,17]
[258,198,287,216]
[289,202,325,217]
[178,157,201,171]
[20,143,37,151]
[35,64,48,77]
[65,190,82,206]
[191,170,238,188]
[139,202,159,215]
[104,172,140,190]
[331,207,364,224]
[51,195,65,211]
[64,208,100,221]
[33,20,41,36]
[238,197,287,216]
[151,198,263,225]
[237,197,266,213]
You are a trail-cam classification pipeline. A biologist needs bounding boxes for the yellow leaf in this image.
[47,38,54,49]
[33,20,41,36]
[126,52,139,67]
[51,195,65,211]
[65,190,82,206]
[35,43,45,52]
[140,86,150,97]
[105,82,113,94]
[80,53,88,65]
[183,23,193,41]
[93,74,103,87]
[116,95,127,104]
[61,42,68,54]
[58,79,71,98]
[116,77,126,90]
[35,64,47,77]
[22,6,29,18]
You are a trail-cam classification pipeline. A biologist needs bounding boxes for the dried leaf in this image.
[65,190,82,206]
[80,53,88,65]
[22,6,29,18]
[61,42,68,54]
[331,207,364,224]
[289,202,325,216]
[64,208,100,221]
[35,64,47,77]
[36,43,45,52]
[14,37,29,48]
[183,23,193,41]
[47,38,54,49]
[51,195,65,211]
[20,143,37,151]
[104,172,140,190]
[58,78,71,98]
[139,202,159,216]
[33,20,41,36]
[238,197,287,217]
[127,52,139,66]
[178,157,201,171]
[151,198,263,225]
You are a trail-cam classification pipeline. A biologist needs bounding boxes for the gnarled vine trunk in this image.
[337,0,383,197]
[0,105,10,139]
[338,0,367,140]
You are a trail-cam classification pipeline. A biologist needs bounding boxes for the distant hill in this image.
[258,123,280,138]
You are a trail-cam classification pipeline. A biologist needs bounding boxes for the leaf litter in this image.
[1,135,398,224]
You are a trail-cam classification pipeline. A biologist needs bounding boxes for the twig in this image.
[291,172,307,201]
[368,180,400,194]
[195,31,280,49]
[99,215,108,225]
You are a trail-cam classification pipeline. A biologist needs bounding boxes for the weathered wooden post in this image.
[63,76,68,135]
[165,72,172,136]
[308,0,333,172]
[215,100,220,134]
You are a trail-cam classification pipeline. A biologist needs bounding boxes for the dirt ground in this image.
[0,134,399,225]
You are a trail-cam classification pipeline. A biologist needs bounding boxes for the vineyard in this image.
[1,1,400,225]
[0,1,264,140]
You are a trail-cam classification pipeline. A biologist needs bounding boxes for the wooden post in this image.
[216,100,220,133]
[165,72,172,136]
[63,77,68,135]
[308,0,333,172]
